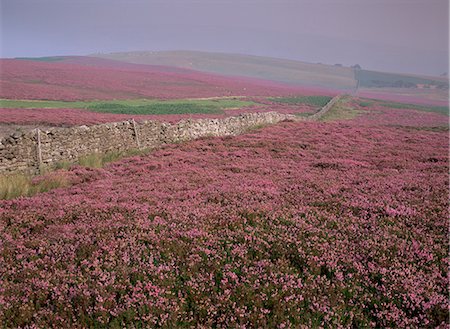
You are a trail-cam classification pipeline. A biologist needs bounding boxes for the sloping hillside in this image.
[94,51,358,91]
[94,51,449,105]
[0,58,320,101]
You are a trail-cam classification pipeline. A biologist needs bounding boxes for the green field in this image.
[0,99,94,109]
[320,96,362,122]
[15,56,67,62]
[88,103,223,115]
[360,98,449,115]
[3,96,447,116]
[0,98,256,115]
[268,95,332,107]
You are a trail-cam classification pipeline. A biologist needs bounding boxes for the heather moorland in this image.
[1,113,448,327]
[0,48,448,328]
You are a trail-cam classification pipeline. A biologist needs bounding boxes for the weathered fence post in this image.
[131,119,141,150]
[36,128,43,174]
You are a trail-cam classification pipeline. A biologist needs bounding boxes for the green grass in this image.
[0,99,91,109]
[320,97,362,122]
[87,103,222,115]
[268,95,332,107]
[0,172,70,200]
[0,98,256,115]
[15,56,67,62]
[357,98,449,115]
[1,148,150,200]
[375,100,449,116]
[358,101,373,108]
[78,149,148,168]
[294,112,312,118]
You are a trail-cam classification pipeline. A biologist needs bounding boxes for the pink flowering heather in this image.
[0,104,312,128]
[0,120,448,328]
[352,104,448,128]
[0,59,323,101]
[0,97,445,129]
[356,89,448,107]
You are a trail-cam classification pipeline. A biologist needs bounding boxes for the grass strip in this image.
[268,95,333,107]
[359,98,449,115]
[0,98,256,114]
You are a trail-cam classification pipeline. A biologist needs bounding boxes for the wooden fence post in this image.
[36,128,43,174]
[131,119,141,150]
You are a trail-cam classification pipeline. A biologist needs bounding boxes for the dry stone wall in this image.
[305,95,342,121]
[0,111,295,175]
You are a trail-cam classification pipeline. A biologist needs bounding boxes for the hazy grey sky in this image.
[1,0,448,76]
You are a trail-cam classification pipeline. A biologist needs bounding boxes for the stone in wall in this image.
[0,130,40,175]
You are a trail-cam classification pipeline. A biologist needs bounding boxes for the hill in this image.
[94,51,357,91]
[0,53,448,329]
[93,50,449,106]
[1,57,323,101]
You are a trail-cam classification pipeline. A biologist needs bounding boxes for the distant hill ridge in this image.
[93,50,357,91]
[9,51,449,106]
[92,50,448,92]
[2,57,328,101]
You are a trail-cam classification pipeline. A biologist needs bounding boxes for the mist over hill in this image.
[94,50,449,104]
[3,0,448,76]
[95,51,356,91]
